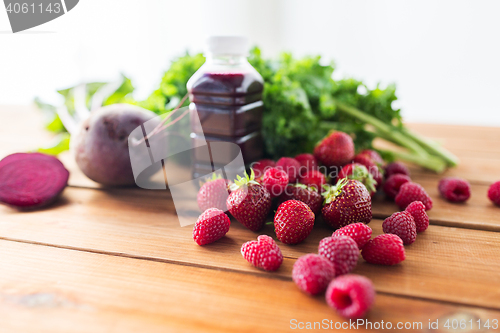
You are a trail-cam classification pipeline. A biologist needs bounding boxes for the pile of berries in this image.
[191,129,499,319]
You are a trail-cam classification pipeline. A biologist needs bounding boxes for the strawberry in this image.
[382,211,417,245]
[274,200,315,244]
[395,182,433,210]
[294,153,318,171]
[193,208,231,245]
[338,163,377,196]
[197,175,230,212]
[262,167,288,198]
[251,159,275,180]
[318,236,359,276]
[299,169,326,192]
[276,157,301,183]
[321,178,372,229]
[405,201,429,232]
[292,254,336,295]
[326,274,375,319]
[314,131,355,169]
[241,235,283,271]
[488,181,500,206]
[332,223,373,249]
[352,153,383,189]
[383,174,411,200]
[226,170,272,231]
[278,184,323,214]
[438,177,471,203]
[361,234,406,265]
[385,162,410,178]
[359,149,384,166]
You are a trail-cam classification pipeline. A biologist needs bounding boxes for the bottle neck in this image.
[205,54,248,66]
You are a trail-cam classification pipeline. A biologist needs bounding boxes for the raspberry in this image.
[193,208,231,245]
[318,236,359,276]
[294,153,318,171]
[325,274,375,319]
[299,169,326,192]
[405,201,429,232]
[332,223,372,249]
[382,211,417,245]
[438,177,471,203]
[383,174,411,200]
[292,254,336,295]
[385,162,410,178]
[488,181,500,206]
[395,182,433,210]
[251,159,275,180]
[262,167,289,197]
[361,234,406,265]
[276,157,301,183]
[241,235,283,271]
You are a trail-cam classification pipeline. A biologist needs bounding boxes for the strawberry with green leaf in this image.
[321,178,372,229]
[227,169,272,232]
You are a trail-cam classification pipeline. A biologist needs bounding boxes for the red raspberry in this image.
[332,223,372,249]
[385,162,410,178]
[241,235,283,271]
[295,153,318,171]
[318,236,359,276]
[193,208,231,245]
[292,254,335,295]
[276,157,301,183]
[274,200,315,245]
[251,159,276,180]
[278,184,323,214]
[197,178,229,212]
[383,174,411,200]
[438,177,471,203]
[405,201,429,232]
[488,181,500,206]
[262,167,289,198]
[361,234,406,265]
[325,274,375,319]
[382,211,417,245]
[299,169,326,192]
[395,182,433,210]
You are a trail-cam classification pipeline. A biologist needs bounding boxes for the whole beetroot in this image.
[72,104,161,186]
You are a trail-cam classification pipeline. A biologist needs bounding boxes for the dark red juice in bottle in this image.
[187,37,264,178]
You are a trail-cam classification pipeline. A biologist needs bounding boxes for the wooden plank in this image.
[1,240,499,333]
[1,187,500,309]
[372,178,500,232]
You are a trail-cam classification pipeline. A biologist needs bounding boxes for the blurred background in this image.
[0,0,499,125]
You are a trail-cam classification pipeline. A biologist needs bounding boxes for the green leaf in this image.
[37,133,71,155]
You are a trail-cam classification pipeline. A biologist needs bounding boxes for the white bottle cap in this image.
[205,36,249,56]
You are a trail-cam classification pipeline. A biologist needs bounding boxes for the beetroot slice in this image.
[0,153,69,209]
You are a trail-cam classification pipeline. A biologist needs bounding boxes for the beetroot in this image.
[0,153,69,209]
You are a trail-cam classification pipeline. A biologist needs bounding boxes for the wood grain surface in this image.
[0,106,499,332]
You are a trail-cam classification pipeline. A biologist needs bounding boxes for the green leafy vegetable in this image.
[34,48,458,172]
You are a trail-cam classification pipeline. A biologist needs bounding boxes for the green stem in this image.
[332,99,430,158]
[377,149,447,173]
[402,128,459,167]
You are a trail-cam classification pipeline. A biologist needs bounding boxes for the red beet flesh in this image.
[0,153,69,209]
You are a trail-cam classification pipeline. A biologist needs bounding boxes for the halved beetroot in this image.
[0,153,69,209]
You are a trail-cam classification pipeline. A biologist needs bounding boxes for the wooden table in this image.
[1,106,499,332]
